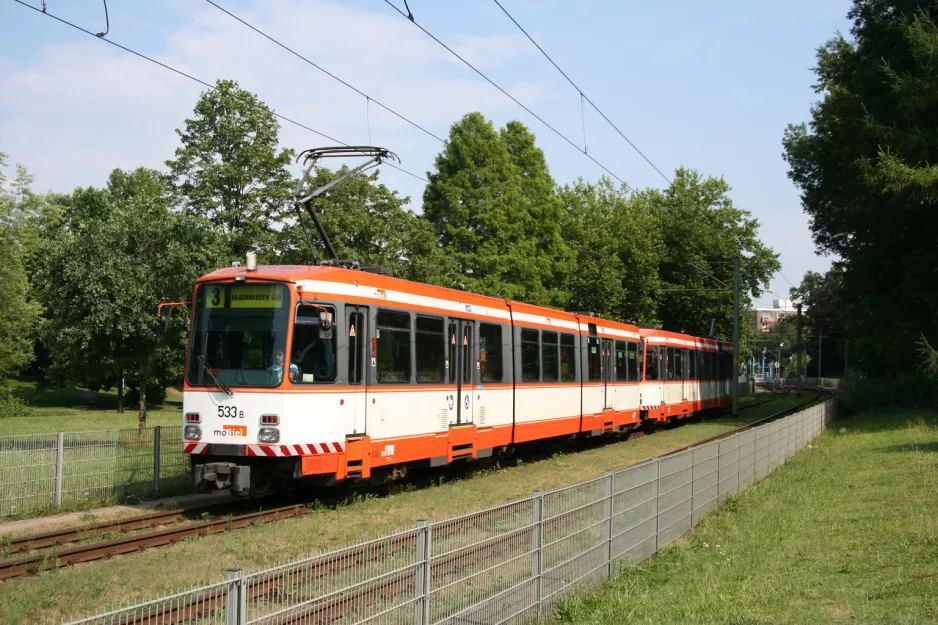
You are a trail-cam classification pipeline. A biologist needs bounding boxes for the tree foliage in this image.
[279,166,452,286]
[166,79,294,261]
[38,168,224,426]
[559,178,661,323]
[423,113,572,306]
[653,169,780,359]
[783,0,938,376]
[0,153,43,394]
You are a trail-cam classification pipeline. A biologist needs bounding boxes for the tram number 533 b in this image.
[218,406,244,419]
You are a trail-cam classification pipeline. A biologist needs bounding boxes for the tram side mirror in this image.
[159,307,172,333]
[318,311,334,340]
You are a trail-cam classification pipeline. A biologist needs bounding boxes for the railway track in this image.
[0,388,822,584]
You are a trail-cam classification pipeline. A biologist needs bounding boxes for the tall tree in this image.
[0,153,43,393]
[166,79,295,261]
[499,121,574,308]
[277,166,452,285]
[423,113,560,305]
[38,168,224,427]
[783,0,938,375]
[653,169,779,360]
[791,266,847,377]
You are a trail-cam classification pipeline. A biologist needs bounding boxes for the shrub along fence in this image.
[60,397,836,625]
[0,426,189,518]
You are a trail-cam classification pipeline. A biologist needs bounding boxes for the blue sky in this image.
[1,0,851,305]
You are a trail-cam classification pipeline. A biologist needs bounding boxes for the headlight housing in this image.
[184,425,202,441]
[258,427,280,443]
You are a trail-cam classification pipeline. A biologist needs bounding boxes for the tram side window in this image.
[587,337,602,382]
[521,329,540,382]
[415,316,445,383]
[708,352,716,380]
[542,331,559,382]
[290,304,337,384]
[615,341,626,381]
[560,334,577,382]
[676,349,685,380]
[688,349,696,380]
[479,323,503,383]
[376,310,411,383]
[627,342,639,380]
[645,346,659,381]
[666,347,676,380]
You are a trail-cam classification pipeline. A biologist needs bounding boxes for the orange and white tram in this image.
[181,264,733,496]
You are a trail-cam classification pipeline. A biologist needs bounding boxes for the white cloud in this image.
[0,0,547,194]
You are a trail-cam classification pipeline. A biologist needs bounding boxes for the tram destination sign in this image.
[204,284,285,309]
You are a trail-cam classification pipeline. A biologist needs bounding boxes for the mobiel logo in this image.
[215,425,247,437]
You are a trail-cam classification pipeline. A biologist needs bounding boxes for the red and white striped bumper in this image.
[184,443,208,454]
[639,404,662,411]
[247,442,345,457]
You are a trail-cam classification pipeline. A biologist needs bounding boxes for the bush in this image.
[838,374,938,414]
[0,395,32,419]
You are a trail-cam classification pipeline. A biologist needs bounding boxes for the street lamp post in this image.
[777,342,784,381]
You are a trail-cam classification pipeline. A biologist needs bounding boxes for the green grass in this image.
[553,409,938,625]
[0,378,182,435]
[0,392,815,624]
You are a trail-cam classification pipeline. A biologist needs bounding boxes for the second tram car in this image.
[181,263,733,496]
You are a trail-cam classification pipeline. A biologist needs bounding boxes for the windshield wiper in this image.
[197,355,233,396]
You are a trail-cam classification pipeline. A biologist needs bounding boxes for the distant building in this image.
[752,299,799,333]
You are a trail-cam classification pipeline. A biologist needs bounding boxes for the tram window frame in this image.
[560,333,577,382]
[541,331,559,382]
[627,342,639,380]
[290,303,338,384]
[665,347,675,381]
[615,341,627,381]
[521,328,540,382]
[688,349,696,380]
[587,336,602,382]
[415,316,445,384]
[676,348,685,380]
[645,346,660,381]
[479,323,504,383]
[347,310,364,385]
[376,309,412,384]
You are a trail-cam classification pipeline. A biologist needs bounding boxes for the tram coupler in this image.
[193,462,251,497]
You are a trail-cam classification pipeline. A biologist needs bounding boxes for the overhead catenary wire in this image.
[202,0,448,146]
[491,0,673,186]
[381,0,631,190]
[12,0,429,184]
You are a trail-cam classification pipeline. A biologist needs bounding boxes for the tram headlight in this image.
[184,425,202,441]
[258,427,280,443]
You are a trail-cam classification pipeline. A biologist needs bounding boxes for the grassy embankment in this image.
[0,393,810,624]
[553,409,938,625]
[0,378,182,435]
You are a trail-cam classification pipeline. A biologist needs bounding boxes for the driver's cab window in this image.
[290,304,337,384]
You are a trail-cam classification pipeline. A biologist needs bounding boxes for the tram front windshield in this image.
[186,283,291,388]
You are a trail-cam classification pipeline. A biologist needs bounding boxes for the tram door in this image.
[346,306,368,435]
[447,320,475,426]
[602,338,615,410]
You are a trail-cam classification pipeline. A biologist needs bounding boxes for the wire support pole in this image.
[732,257,740,417]
[382,0,630,189]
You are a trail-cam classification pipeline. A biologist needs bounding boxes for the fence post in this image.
[531,490,543,619]
[603,471,614,579]
[653,458,660,553]
[54,431,64,508]
[414,519,431,625]
[152,426,161,493]
[225,568,243,625]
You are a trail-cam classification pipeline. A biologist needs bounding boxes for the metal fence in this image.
[0,425,189,517]
[61,398,836,625]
